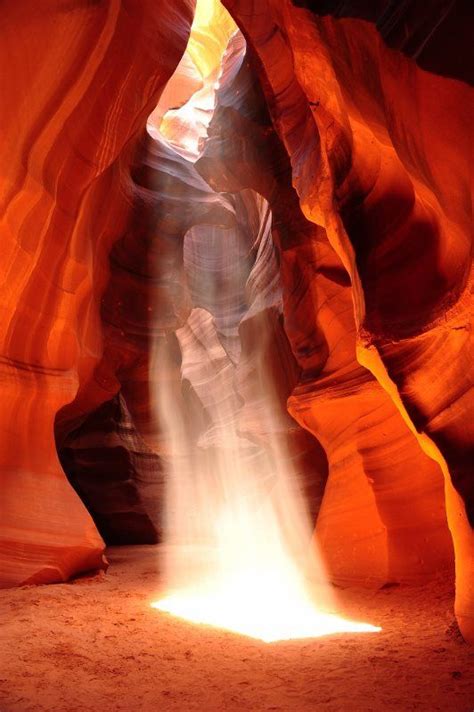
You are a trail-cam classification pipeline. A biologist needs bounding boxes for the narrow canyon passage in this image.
[0,0,473,710]
[131,1,378,643]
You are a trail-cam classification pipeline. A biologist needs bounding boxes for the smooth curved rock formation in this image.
[220,0,473,638]
[196,30,453,588]
[58,394,162,545]
[0,0,195,586]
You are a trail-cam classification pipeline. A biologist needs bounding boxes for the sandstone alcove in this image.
[1,0,473,710]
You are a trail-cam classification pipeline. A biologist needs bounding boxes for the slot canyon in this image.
[0,0,473,710]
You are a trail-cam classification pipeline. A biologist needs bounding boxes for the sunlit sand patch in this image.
[152,566,381,642]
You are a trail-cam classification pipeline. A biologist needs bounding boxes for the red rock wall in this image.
[197,36,453,588]
[0,0,195,586]
[221,0,473,640]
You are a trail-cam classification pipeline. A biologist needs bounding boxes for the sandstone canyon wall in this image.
[0,0,195,586]
[196,33,453,594]
[219,0,473,639]
[0,0,472,642]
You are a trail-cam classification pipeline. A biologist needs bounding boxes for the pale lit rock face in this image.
[176,188,328,523]
[149,1,241,159]
[220,0,473,639]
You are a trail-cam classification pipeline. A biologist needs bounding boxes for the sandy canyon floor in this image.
[1,546,473,712]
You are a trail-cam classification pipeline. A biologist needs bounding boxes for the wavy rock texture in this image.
[63,2,241,547]
[59,395,162,545]
[220,0,473,639]
[196,32,453,589]
[176,191,328,527]
[0,0,195,587]
[62,18,327,569]
[152,0,237,155]
[56,14,245,573]
[110,25,328,549]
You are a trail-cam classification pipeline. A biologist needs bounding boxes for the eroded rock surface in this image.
[221,0,473,638]
[0,0,195,586]
[58,395,162,546]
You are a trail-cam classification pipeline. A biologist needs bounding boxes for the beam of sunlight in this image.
[150,238,380,642]
[149,0,381,644]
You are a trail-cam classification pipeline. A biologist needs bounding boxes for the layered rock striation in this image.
[0,0,195,586]
[221,0,473,638]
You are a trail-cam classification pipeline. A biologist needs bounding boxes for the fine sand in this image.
[1,546,473,712]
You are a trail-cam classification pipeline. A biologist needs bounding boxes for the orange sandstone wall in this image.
[221,0,473,640]
[0,0,195,587]
[197,36,453,589]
